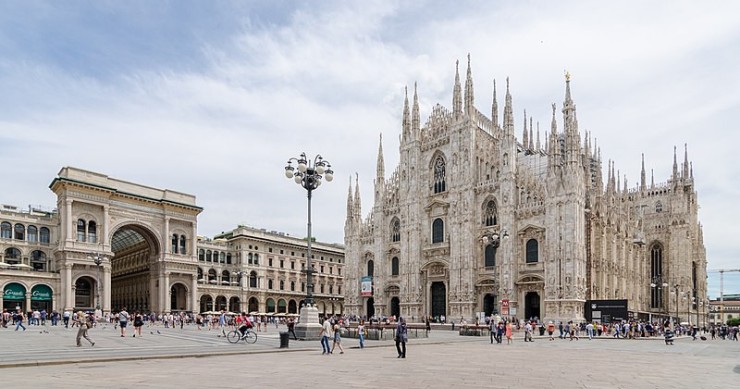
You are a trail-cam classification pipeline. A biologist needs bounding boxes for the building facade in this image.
[343,56,708,324]
[0,166,344,316]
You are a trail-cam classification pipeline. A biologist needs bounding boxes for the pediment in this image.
[424,198,449,215]
[518,224,545,235]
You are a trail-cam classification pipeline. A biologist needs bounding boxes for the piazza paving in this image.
[1,323,738,388]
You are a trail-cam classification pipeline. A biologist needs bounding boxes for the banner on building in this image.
[361,276,373,296]
[501,299,510,316]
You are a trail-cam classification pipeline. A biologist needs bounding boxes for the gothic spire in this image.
[346,176,354,217]
[522,109,529,150]
[640,153,646,190]
[651,169,655,189]
[453,60,462,118]
[529,117,534,150]
[503,77,514,135]
[376,133,385,181]
[464,53,474,116]
[491,79,499,128]
[402,86,410,141]
[672,145,678,182]
[536,122,541,151]
[683,143,689,178]
[412,82,420,137]
[354,173,361,218]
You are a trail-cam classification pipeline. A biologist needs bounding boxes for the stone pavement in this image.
[1,323,739,388]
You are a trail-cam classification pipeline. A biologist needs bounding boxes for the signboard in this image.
[3,283,26,301]
[361,276,373,297]
[501,299,510,316]
[585,299,628,323]
[31,284,53,301]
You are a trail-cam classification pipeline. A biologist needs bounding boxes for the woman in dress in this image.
[331,320,345,354]
[133,311,144,337]
[505,321,513,344]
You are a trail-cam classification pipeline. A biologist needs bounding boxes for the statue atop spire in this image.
[503,77,513,134]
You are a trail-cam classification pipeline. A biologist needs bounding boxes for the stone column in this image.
[102,205,110,247]
[163,272,170,314]
[164,217,170,254]
[103,266,111,313]
[64,263,73,311]
[191,275,198,312]
[65,199,73,241]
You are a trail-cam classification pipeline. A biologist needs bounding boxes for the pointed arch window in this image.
[525,239,539,263]
[483,200,498,226]
[391,257,400,276]
[432,218,444,244]
[650,244,664,308]
[433,155,446,193]
[485,244,497,267]
[391,218,401,242]
[367,260,374,277]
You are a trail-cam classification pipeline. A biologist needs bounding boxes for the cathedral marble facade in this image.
[343,56,708,325]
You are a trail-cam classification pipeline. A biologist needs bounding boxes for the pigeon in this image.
[157,330,161,334]
[150,331,154,335]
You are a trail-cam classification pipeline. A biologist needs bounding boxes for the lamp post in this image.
[284,152,333,339]
[89,252,104,312]
[672,284,680,329]
[649,279,668,324]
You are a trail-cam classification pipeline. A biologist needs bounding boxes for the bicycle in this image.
[226,327,257,344]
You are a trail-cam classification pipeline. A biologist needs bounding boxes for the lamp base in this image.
[294,304,323,340]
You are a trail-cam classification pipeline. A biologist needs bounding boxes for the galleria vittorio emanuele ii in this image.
[342,56,708,326]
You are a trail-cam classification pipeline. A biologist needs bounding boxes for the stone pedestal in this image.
[294,304,323,340]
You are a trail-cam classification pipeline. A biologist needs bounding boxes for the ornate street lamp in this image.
[88,252,105,311]
[284,152,333,339]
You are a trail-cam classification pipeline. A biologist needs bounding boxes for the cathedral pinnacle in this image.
[412,82,420,136]
[376,133,385,180]
[465,53,474,116]
[640,153,646,190]
[402,86,410,141]
[492,79,499,128]
[503,77,513,135]
[453,60,462,118]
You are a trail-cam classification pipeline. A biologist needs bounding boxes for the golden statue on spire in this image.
[564,70,571,82]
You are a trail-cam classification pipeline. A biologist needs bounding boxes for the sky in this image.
[1,1,738,297]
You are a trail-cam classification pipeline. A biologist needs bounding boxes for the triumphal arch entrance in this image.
[50,167,202,314]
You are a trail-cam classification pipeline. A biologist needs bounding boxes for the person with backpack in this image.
[118,307,130,337]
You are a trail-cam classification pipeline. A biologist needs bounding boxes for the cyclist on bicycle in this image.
[236,312,253,337]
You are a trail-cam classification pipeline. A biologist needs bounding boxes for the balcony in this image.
[518,261,544,275]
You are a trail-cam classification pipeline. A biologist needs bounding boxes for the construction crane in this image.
[709,268,740,324]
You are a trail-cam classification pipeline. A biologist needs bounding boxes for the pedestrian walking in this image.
[395,317,407,358]
[319,317,333,354]
[505,321,513,344]
[331,321,345,354]
[14,310,26,331]
[75,311,95,347]
[547,321,555,341]
[118,307,129,337]
[133,311,144,337]
[287,317,298,340]
[358,320,366,349]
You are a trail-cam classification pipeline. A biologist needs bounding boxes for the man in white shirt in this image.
[319,317,334,354]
